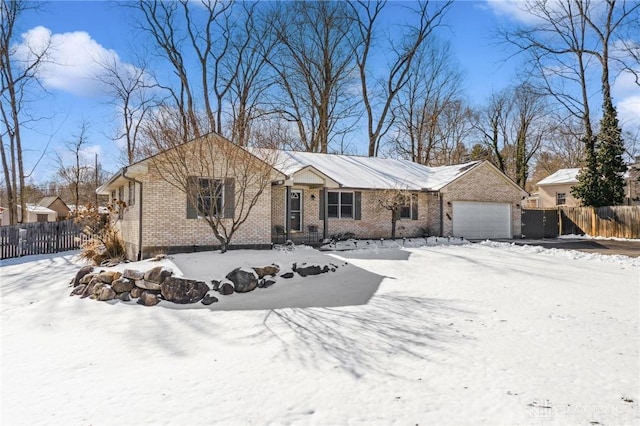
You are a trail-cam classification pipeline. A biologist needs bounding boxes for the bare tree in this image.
[389,38,468,165]
[133,0,233,139]
[474,83,551,188]
[0,0,51,224]
[55,121,94,212]
[267,1,359,153]
[141,107,280,253]
[223,2,277,147]
[375,187,416,239]
[350,0,453,157]
[96,54,160,165]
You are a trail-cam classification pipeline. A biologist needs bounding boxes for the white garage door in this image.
[452,201,512,239]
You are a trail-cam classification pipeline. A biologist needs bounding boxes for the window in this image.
[328,191,353,218]
[118,186,125,219]
[128,181,135,207]
[400,194,418,219]
[37,214,48,223]
[556,192,566,206]
[197,178,224,217]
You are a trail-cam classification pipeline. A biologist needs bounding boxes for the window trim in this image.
[399,193,418,220]
[556,192,566,206]
[327,190,354,219]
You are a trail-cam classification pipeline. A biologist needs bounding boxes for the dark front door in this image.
[289,190,302,232]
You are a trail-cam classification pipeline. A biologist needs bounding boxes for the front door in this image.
[289,190,303,232]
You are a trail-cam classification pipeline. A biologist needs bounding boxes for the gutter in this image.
[121,168,143,262]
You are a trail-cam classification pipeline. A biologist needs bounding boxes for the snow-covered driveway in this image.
[1,242,638,425]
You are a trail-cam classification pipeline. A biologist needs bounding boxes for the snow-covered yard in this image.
[1,241,638,425]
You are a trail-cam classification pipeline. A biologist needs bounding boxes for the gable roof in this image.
[266,149,485,191]
[38,196,69,210]
[537,168,580,186]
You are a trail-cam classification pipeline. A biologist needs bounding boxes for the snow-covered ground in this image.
[1,241,638,425]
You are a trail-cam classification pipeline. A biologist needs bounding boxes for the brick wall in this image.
[271,186,430,240]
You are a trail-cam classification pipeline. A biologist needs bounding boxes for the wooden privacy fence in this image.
[560,206,640,239]
[0,220,87,260]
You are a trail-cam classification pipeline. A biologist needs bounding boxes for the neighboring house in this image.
[0,206,5,226]
[38,196,71,220]
[0,204,58,225]
[97,134,527,260]
[536,158,640,208]
[536,168,582,208]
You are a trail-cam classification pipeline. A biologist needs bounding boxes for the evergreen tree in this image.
[571,102,626,207]
[595,102,626,206]
[571,134,601,206]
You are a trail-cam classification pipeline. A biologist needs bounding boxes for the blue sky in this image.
[10,1,640,184]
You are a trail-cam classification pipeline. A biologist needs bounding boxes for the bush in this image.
[75,204,126,265]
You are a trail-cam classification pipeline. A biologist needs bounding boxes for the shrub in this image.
[75,204,126,265]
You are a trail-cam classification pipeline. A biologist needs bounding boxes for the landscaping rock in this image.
[123,269,145,281]
[96,285,116,301]
[210,279,220,291]
[161,276,209,304]
[226,268,258,293]
[80,277,101,298]
[202,294,219,305]
[97,270,121,284]
[259,279,276,289]
[117,292,131,302]
[253,265,280,279]
[73,266,94,287]
[296,265,329,277]
[70,284,86,296]
[130,287,143,298]
[281,272,294,279]
[137,291,160,306]
[80,273,96,285]
[135,279,162,291]
[111,278,134,294]
[218,281,235,295]
[144,266,172,283]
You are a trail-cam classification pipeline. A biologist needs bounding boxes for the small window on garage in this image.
[36,214,48,222]
[556,192,566,206]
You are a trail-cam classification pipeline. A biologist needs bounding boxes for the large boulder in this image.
[130,287,144,298]
[160,277,209,304]
[80,273,96,285]
[144,266,172,284]
[80,277,101,299]
[226,268,258,293]
[111,278,134,294]
[72,265,94,287]
[135,280,162,291]
[123,269,145,281]
[137,291,160,306]
[252,265,280,279]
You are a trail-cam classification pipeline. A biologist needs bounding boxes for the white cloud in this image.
[485,0,540,24]
[13,26,136,97]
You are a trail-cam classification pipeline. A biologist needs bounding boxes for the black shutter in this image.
[354,191,361,220]
[319,189,325,220]
[186,176,198,219]
[223,178,235,219]
[411,194,418,220]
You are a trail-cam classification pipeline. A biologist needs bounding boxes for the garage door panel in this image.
[452,201,511,239]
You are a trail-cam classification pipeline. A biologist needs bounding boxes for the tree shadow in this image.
[253,293,474,379]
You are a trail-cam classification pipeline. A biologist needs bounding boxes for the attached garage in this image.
[452,201,512,239]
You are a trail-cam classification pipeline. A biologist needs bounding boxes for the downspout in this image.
[439,192,444,237]
[122,168,143,261]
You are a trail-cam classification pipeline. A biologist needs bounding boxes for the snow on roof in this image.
[23,204,57,214]
[537,168,580,186]
[264,149,481,190]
